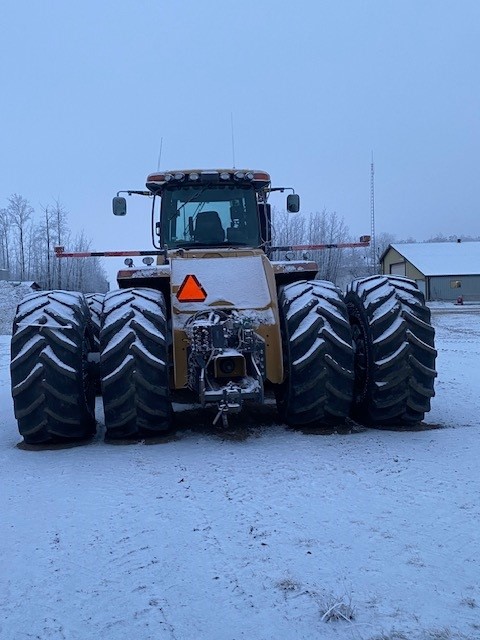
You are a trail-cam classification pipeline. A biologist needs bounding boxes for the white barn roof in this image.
[389,242,480,276]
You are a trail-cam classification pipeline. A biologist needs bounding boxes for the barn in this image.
[380,241,480,302]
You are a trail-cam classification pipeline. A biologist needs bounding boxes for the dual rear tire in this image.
[275,280,354,427]
[10,287,173,444]
[100,288,172,440]
[276,275,437,429]
[10,291,96,445]
[10,277,437,444]
[345,275,437,425]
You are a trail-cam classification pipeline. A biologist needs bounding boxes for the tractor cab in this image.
[113,169,300,252]
[147,169,275,250]
[159,181,261,249]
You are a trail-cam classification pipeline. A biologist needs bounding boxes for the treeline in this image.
[271,208,371,287]
[0,194,108,293]
[271,209,480,288]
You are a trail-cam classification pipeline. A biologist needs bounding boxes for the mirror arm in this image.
[116,190,151,197]
[266,186,296,195]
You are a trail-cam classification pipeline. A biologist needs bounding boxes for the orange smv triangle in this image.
[177,274,207,302]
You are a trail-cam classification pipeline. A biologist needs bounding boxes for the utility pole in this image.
[370,152,376,273]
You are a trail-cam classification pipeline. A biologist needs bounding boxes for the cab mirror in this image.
[113,196,127,216]
[287,193,300,213]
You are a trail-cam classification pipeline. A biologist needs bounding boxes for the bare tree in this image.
[7,194,34,280]
[426,233,480,243]
[307,210,349,282]
[48,199,69,289]
[271,207,306,247]
[375,232,397,265]
[0,208,10,273]
[55,228,108,293]
[39,205,55,289]
[1,193,108,292]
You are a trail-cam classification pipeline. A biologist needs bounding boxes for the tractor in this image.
[10,169,437,444]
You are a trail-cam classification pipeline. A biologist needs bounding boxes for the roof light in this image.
[147,173,165,183]
[220,171,231,180]
[245,172,254,180]
[189,172,200,181]
[174,172,185,181]
[164,173,174,182]
[142,256,154,266]
[234,171,246,180]
[124,258,134,267]
[253,171,271,182]
[201,171,219,180]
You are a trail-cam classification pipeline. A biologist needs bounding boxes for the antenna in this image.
[157,137,163,171]
[370,151,376,273]
[230,113,236,168]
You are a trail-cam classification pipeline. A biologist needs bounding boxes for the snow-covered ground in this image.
[0,282,37,335]
[1,304,479,640]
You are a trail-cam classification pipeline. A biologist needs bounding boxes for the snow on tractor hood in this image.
[170,254,276,326]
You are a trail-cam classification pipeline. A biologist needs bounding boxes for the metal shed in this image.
[380,241,480,302]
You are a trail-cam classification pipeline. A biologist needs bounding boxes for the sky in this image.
[1,0,479,284]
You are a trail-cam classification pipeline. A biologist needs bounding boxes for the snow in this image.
[171,255,272,311]
[41,344,76,376]
[374,341,409,368]
[293,337,322,367]
[0,281,36,334]
[272,261,313,273]
[10,334,43,367]
[101,353,134,384]
[129,267,172,278]
[372,315,403,345]
[390,242,480,277]
[100,324,132,359]
[291,311,319,342]
[1,300,480,639]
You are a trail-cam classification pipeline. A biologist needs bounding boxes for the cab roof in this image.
[146,169,271,194]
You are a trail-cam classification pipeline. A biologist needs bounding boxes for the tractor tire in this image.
[85,293,105,394]
[100,288,172,440]
[275,280,354,427]
[10,290,96,445]
[85,293,105,352]
[345,275,437,426]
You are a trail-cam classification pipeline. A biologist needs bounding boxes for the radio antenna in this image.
[157,137,163,171]
[230,113,236,168]
[370,151,376,274]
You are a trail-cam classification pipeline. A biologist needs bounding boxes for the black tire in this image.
[85,293,105,351]
[10,290,96,444]
[100,288,172,439]
[345,275,437,426]
[85,293,105,394]
[275,280,354,427]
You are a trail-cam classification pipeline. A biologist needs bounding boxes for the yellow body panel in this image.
[168,249,284,388]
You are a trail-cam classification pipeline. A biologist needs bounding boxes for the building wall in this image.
[381,246,480,301]
[381,248,424,280]
[428,275,480,301]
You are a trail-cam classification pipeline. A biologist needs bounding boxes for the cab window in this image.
[160,186,260,248]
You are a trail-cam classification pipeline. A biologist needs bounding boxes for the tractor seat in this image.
[194,211,225,244]
[226,225,246,243]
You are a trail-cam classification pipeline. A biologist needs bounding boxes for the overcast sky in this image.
[1,1,479,283]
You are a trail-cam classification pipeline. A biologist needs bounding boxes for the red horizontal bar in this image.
[271,242,370,251]
[54,242,370,259]
[54,248,164,258]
